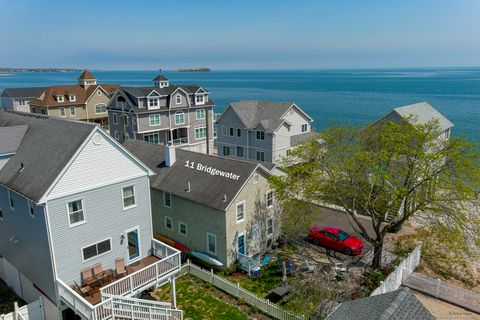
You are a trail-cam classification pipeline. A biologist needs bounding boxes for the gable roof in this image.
[0,111,97,203]
[122,139,274,211]
[0,125,28,156]
[376,102,454,131]
[29,84,119,107]
[326,288,435,320]
[153,74,168,81]
[219,101,312,134]
[78,69,96,80]
[1,87,48,99]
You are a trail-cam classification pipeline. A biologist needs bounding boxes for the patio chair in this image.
[115,257,127,278]
[92,263,103,278]
[73,281,93,297]
[81,267,96,286]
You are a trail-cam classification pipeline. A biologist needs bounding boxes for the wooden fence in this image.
[181,263,304,320]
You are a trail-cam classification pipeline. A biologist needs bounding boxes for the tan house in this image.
[29,70,119,128]
[123,139,281,271]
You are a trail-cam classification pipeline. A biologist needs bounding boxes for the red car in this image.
[307,226,364,255]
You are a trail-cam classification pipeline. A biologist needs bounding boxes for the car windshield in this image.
[337,231,349,240]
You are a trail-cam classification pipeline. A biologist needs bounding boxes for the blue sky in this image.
[1,0,479,70]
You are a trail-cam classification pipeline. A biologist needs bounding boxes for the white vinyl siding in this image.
[67,199,85,227]
[122,185,136,209]
[82,238,112,262]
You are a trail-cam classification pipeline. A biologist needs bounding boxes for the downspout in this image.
[205,109,210,155]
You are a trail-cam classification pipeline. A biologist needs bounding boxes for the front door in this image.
[126,228,141,263]
[238,234,245,255]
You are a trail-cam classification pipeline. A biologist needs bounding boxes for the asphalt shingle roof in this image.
[122,139,272,211]
[0,125,28,155]
[153,75,168,81]
[29,84,119,107]
[225,101,294,133]
[326,288,435,320]
[0,111,96,202]
[1,87,48,99]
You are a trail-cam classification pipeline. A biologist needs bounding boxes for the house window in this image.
[286,149,292,156]
[301,123,308,132]
[179,222,187,236]
[113,113,118,124]
[148,98,159,109]
[31,107,37,113]
[237,128,242,137]
[175,94,181,104]
[222,126,227,136]
[196,109,206,120]
[266,190,274,208]
[57,95,64,102]
[144,133,159,144]
[236,146,244,158]
[229,127,234,136]
[95,104,107,113]
[222,145,230,156]
[256,131,265,140]
[207,233,217,255]
[28,200,35,218]
[114,130,119,140]
[267,218,274,235]
[122,186,136,209]
[236,201,245,222]
[68,199,84,226]
[195,95,204,104]
[175,111,185,125]
[164,191,172,208]
[149,114,161,126]
[59,107,65,117]
[82,238,112,261]
[41,109,47,115]
[97,90,102,96]
[69,95,76,102]
[165,216,173,230]
[195,126,207,139]
[123,116,129,127]
[8,190,14,211]
[70,106,76,116]
[256,151,265,162]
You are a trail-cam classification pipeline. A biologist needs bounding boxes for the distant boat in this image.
[190,251,224,267]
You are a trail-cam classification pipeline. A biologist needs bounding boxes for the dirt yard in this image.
[414,292,480,320]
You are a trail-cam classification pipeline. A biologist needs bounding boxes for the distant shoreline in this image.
[0,73,12,76]
[0,68,82,73]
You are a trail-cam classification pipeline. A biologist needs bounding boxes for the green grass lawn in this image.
[0,280,26,315]
[224,263,283,298]
[154,275,250,320]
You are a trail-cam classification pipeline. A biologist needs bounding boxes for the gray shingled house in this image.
[1,87,47,112]
[108,74,215,154]
[123,139,281,270]
[326,288,435,320]
[215,100,315,164]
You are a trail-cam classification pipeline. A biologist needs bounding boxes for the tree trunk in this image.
[372,244,383,269]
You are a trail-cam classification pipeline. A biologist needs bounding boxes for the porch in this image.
[142,128,189,146]
[56,239,183,320]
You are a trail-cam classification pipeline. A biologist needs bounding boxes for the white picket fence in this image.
[370,243,422,296]
[181,263,304,320]
[0,299,44,320]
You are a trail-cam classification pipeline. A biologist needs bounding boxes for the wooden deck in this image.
[83,255,161,305]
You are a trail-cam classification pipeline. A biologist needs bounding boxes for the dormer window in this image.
[175,94,181,104]
[148,98,159,109]
[69,95,76,102]
[256,130,265,140]
[57,95,64,102]
[195,94,205,105]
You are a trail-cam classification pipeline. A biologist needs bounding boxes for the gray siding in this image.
[0,187,56,300]
[47,176,152,284]
[1,97,14,110]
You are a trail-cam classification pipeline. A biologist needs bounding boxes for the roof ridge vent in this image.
[223,194,227,202]
[186,181,191,192]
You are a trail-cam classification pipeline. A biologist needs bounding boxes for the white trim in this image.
[266,217,274,237]
[85,85,109,104]
[165,216,173,230]
[237,232,246,254]
[149,114,161,126]
[175,94,181,105]
[266,189,274,208]
[122,184,136,210]
[194,125,207,140]
[206,232,217,256]
[59,107,66,118]
[81,237,113,263]
[164,191,172,208]
[174,111,185,125]
[236,200,245,223]
[70,106,76,116]
[178,221,187,237]
[196,108,206,120]
[95,103,107,114]
[255,130,265,141]
[67,198,86,228]
[124,226,142,264]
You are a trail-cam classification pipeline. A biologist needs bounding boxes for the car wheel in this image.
[344,248,352,255]
[313,238,320,246]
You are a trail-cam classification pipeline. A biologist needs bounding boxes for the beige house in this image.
[29,70,119,128]
[123,139,281,270]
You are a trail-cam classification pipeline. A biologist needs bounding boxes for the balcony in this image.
[57,239,183,320]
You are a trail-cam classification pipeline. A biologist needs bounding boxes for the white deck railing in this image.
[57,239,182,320]
[101,240,181,297]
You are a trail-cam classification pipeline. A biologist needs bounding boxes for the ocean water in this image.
[1,68,479,141]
